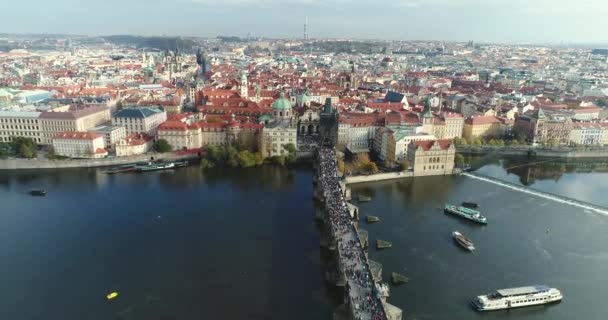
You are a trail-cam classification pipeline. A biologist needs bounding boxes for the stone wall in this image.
[0,153,199,170]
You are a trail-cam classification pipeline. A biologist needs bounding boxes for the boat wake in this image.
[462,173,608,216]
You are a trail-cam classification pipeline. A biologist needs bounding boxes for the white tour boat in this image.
[472,285,562,311]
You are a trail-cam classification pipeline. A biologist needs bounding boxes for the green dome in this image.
[272,93,292,111]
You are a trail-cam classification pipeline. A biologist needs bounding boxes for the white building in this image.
[112,107,167,136]
[115,133,153,157]
[52,132,107,158]
[261,93,298,157]
[90,125,126,152]
[0,111,42,143]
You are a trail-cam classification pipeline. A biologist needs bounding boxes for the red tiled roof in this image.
[54,131,103,140]
[413,139,453,151]
[158,121,188,131]
[465,115,501,125]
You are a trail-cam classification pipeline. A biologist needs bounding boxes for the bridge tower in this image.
[319,98,339,148]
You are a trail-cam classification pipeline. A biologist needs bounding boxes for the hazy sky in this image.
[2,0,607,43]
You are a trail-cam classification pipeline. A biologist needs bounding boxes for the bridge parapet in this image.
[315,148,400,320]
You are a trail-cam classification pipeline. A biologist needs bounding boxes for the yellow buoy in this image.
[106,292,118,300]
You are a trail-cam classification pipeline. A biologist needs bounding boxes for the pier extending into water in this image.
[313,148,402,320]
[462,172,608,215]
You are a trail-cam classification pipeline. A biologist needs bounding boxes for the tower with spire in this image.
[240,73,249,99]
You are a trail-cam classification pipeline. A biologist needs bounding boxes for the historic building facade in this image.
[407,139,455,176]
[112,107,167,136]
[261,93,298,157]
[52,131,107,158]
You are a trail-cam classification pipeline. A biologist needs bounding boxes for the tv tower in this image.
[303,16,308,41]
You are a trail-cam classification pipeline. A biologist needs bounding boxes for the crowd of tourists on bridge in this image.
[318,148,385,320]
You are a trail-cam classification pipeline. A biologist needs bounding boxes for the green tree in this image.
[237,150,256,167]
[254,152,265,166]
[398,159,411,171]
[453,137,467,146]
[471,137,482,147]
[454,153,465,167]
[154,139,172,153]
[271,155,286,166]
[19,144,35,158]
[226,146,239,167]
[368,162,379,174]
[283,143,297,164]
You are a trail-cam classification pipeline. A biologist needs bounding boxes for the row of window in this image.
[0,137,42,142]
[423,165,445,170]
[0,118,39,124]
[508,297,549,305]
[0,125,39,130]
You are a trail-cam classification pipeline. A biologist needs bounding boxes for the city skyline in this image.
[2,0,607,43]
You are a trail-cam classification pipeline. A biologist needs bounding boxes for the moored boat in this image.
[452,231,475,251]
[472,285,562,311]
[444,204,487,224]
[462,202,479,209]
[136,162,176,172]
[29,189,47,196]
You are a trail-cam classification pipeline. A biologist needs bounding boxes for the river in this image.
[1,157,607,320]
[0,165,333,320]
[350,156,608,320]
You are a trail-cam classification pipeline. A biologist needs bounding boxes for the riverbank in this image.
[457,145,608,158]
[0,152,200,170]
[345,172,414,185]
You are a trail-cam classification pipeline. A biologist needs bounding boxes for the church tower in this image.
[240,73,248,99]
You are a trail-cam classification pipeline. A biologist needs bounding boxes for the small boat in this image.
[358,195,372,202]
[452,231,475,251]
[444,204,487,224]
[366,215,380,223]
[376,239,392,249]
[174,161,188,168]
[105,164,137,174]
[462,202,479,209]
[29,189,47,196]
[136,162,176,172]
[391,272,409,284]
[106,291,118,300]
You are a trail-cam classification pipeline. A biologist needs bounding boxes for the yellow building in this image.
[463,115,507,140]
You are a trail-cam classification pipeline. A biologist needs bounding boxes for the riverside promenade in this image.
[314,148,402,320]
[0,152,200,170]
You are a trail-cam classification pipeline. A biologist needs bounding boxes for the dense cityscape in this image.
[1,30,608,320]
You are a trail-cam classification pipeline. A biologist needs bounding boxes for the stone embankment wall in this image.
[345,172,414,184]
[0,153,200,170]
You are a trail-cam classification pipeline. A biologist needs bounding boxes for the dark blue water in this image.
[2,159,608,320]
[0,166,333,320]
[350,160,608,320]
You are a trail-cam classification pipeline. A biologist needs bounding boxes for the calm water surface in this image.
[351,157,608,320]
[1,157,607,320]
[0,165,333,320]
